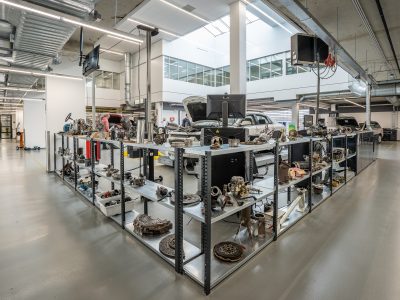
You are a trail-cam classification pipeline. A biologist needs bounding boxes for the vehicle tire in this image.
[378,135,382,144]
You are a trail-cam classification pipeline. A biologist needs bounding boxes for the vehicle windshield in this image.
[337,118,359,127]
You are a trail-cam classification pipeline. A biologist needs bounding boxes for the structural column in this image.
[291,103,299,129]
[366,83,371,129]
[230,1,247,94]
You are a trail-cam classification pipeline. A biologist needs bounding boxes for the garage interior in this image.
[0,0,399,299]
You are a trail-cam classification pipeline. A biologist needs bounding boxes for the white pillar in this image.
[230,1,247,94]
[291,103,299,129]
[366,83,371,129]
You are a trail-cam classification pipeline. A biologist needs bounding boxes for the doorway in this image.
[0,114,12,139]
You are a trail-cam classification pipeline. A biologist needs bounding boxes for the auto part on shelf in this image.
[228,138,240,147]
[279,188,307,226]
[213,241,244,262]
[289,167,307,179]
[156,186,169,198]
[228,176,249,199]
[112,172,121,180]
[313,183,324,194]
[159,234,184,259]
[169,138,193,148]
[210,186,223,209]
[288,129,298,141]
[100,189,120,199]
[333,148,345,161]
[254,213,266,239]
[154,127,167,145]
[61,162,74,176]
[103,164,119,177]
[133,214,172,236]
[171,193,201,206]
[236,206,254,241]
[130,175,146,187]
[125,172,133,180]
[278,161,291,184]
[210,136,223,150]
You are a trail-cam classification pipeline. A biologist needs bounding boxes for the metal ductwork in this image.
[124,52,132,106]
[25,0,96,19]
[387,96,400,106]
[349,80,400,97]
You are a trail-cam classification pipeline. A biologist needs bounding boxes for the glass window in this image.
[96,71,113,89]
[112,73,120,89]
[260,57,270,79]
[249,58,260,81]
[270,54,283,77]
[216,67,223,87]
[286,58,297,75]
[169,57,179,80]
[164,56,170,78]
[223,66,230,85]
[255,114,269,125]
[196,65,204,85]
[178,60,188,81]
[297,65,309,73]
[187,62,197,84]
[204,67,215,86]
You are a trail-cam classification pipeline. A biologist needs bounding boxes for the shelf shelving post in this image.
[90,139,96,205]
[120,140,126,229]
[174,147,184,274]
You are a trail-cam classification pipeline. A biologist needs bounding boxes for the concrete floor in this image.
[1,140,400,300]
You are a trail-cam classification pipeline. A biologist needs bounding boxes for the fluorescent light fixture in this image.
[0,96,44,101]
[0,67,82,80]
[128,18,181,38]
[159,0,209,24]
[344,98,366,108]
[107,35,141,45]
[0,87,45,92]
[100,49,124,56]
[0,0,142,44]
[242,0,293,34]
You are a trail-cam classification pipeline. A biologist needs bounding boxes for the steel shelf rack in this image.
[51,131,376,295]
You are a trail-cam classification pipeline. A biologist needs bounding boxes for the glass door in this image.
[0,114,12,139]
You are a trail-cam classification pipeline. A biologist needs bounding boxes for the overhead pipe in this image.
[124,52,132,106]
[349,80,400,97]
[374,0,400,76]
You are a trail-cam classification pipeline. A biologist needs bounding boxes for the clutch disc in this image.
[159,234,185,259]
[213,241,243,262]
[170,193,201,206]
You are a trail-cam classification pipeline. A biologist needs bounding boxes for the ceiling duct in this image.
[349,80,400,98]
[386,96,400,107]
[24,0,97,19]
[0,19,15,57]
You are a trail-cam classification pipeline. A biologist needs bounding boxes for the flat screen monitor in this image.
[83,45,100,76]
[206,94,246,121]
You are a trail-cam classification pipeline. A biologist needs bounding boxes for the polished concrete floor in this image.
[1,140,400,300]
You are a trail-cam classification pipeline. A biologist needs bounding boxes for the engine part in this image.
[156,186,169,198]
[210,136,223,150]
[228,176,249,199]
[228,138,240,147]
[278,161,291,184]
[159,234,185,259]
[213,241,244,262]
[133,214,172,236]
[171,193,201,206]
[254,213,266,239]
[130,175,146,187]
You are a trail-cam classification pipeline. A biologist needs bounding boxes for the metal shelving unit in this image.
[51,131,374,295]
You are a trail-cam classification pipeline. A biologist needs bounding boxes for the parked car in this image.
[359,121,384,143]
[173,96,284,140]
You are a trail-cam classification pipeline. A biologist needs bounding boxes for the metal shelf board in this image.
[94,170,120,184]
[255,174,310,192]
[312,164,332,176]
[279,137,312,146]
[333,157,346,165]
[277,204,309,236]
[332,134,346,139]
[184,228,274,288]
[124,181,174,203]
[332,182,345,193]
[347,170,356,182]
[347,153,357,160]
[168,186,274,224]
[185,142,276,157]
[120,210,201,266]
[92,138,121,147]
[311,186,332,208]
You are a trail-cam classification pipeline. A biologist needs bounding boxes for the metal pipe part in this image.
[145,31,153,142]
[91,73,96,130]
[124,52,132,105]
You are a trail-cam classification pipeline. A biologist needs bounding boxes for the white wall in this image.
[23,101,46,148]
[345,111,397,129]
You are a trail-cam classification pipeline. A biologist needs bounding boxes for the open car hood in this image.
[183,96,207,122]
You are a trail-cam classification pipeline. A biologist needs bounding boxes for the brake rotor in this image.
[213,241,244,262]
[170,193,201,206]
[159,234,185,259]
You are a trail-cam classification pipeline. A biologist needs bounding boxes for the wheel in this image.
[378,135,382,144]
